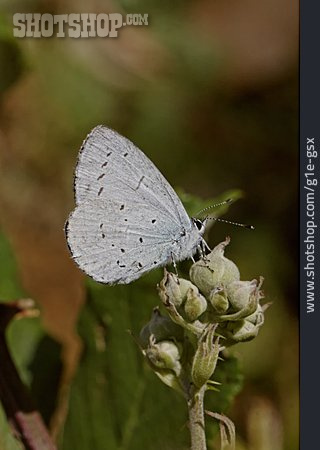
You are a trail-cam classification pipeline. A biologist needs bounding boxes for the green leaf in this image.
[209,355,244,413]
[29,336,63,425]
[178,188,244,219]
[61,279,189,450]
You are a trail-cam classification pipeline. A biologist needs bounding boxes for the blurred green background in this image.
[0,1,298,449]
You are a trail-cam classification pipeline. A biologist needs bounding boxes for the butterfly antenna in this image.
[196,198,233,218]
[207,217,254,230]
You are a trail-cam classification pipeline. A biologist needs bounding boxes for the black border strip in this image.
[300,1,320,448]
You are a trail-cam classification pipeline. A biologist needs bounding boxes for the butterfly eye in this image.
[193,218,204,231]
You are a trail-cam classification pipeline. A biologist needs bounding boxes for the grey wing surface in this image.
[74,126,191,229]
[66,199,180,284]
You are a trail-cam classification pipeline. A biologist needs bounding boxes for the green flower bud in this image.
[208,286,229,314]
[217,278,264,322]
[179,278,199,300]
[246,304,265,327]
[227,279,258,311]
[142,336,184,394]
[184,288,207,322]
[189,237,240,297]
[191,325,220,388]
[157,271,206,336]
[158,270,183,307]
[145,338,182,376]
[223,319,260,343]
[158,270,198,308]
[139,308,183,348]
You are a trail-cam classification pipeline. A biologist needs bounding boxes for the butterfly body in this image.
[65,126,206,284]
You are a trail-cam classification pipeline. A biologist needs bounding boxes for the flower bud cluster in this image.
[189,237,265,344]
[138,237,266,393]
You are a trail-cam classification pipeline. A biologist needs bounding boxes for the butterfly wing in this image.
[74,126,191,229]
[66,199,180,284]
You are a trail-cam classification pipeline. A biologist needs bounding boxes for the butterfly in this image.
[65,126,209,284]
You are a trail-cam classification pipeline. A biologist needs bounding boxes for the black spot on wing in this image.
[117,259,126,268]
[98,187,104,196]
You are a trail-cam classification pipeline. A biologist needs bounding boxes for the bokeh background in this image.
[0,1,298,449]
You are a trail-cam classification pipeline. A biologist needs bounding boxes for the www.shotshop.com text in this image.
[304,137,317,313]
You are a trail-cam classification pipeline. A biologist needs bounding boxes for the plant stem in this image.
[188,385,207,450]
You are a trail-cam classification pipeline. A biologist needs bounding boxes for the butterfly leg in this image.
[202,239,211,252]
[197,244,205,259]
[170,252,179,277]
[197,242,210,262]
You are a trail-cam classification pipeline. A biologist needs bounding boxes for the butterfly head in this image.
[191,217,207,236]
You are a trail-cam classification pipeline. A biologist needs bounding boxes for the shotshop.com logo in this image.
[13,13,149,38]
